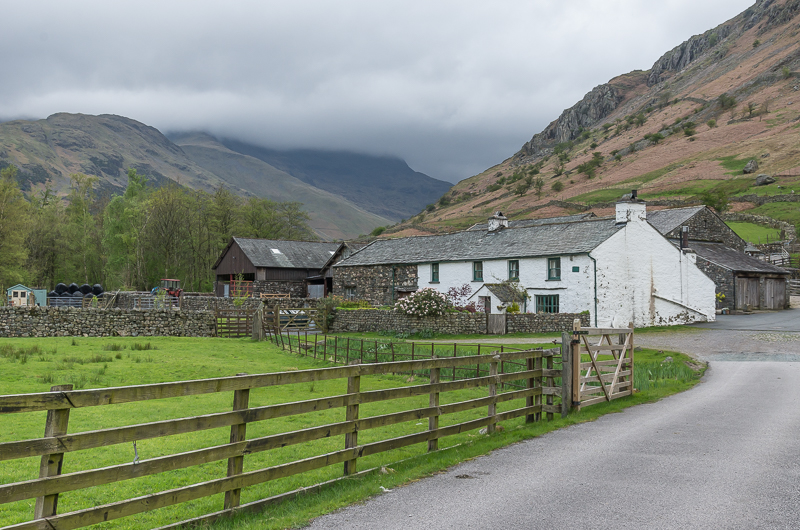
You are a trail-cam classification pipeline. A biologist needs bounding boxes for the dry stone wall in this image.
[333,265,418,306]
[330,309,589,335]
[0,307,216,338]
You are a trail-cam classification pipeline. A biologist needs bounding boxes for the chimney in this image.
[615,189,647,224]
[487,211,509,232]
[681,226,689,249]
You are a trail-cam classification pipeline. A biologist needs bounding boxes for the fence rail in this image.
[790,280,800,296]
[0,349,557,529]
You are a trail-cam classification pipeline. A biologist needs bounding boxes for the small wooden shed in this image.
[6,285,47,307]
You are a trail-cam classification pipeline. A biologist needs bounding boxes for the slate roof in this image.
[225,238,341,269]
[691,242,790,274]
[467,212,596,231]
[336,218,623,266]
[481,283,528,304]
[647,206,706,235]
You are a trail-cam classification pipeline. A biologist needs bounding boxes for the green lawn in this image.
[0,335,703,529]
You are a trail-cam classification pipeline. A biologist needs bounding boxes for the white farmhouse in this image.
[333,196,716,327]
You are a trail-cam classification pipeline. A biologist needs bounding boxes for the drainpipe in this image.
[588,253,598,327]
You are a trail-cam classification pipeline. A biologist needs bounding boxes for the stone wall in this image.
[332,264,418,306]
[329,309,589,335]
[0,306,217,338]
[252,280,307,298]
[694,258,734,308]
[506,312,590,333]
[180,296,317,312]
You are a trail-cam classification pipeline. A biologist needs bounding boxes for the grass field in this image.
[0,334,704,529]
[726,221,782,243]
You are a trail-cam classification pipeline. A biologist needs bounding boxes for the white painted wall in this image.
[592,215,716,327]
[418,255,596,318]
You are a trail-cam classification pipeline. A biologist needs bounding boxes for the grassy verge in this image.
[726,221,781,243]
[0,336,703,529]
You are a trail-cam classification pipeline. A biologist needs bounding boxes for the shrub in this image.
[485,183,502,193]
[438,196,451,206]
[370,226,386,237]
[707,119,717,128]
[718,93,736,110]
[782,66,792,79]
[590,142,598,149]
[551,181,564,192]
[395,288,450,317]
[426,204,435,212]
[753,39,760,48]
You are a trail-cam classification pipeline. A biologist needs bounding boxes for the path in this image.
[307,312,800,529]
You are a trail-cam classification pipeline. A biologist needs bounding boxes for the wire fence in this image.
[272,329,563,392]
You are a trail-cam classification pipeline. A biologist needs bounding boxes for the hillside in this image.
[218,139,453,221]
[387,0,800,238]
[171,133,391,240]
[0,114,435,239]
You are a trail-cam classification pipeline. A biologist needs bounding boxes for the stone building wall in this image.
[0,307,217,338]
[664,208,746,251]
[329,309,589,335]
[693,258,734,308]
[332,265,418,306]
[252,280,307,298]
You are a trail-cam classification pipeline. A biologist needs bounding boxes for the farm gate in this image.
[570,320,634,407]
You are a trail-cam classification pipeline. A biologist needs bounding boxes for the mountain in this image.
[0,113,431,239]
[217,139,453,221]
[387,0,800,238]
[170,133,391,240]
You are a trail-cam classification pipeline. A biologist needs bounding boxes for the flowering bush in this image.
[395,288,450,317]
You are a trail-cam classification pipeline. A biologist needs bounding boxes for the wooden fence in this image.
[790,280,800,296]
[0,349,560,529]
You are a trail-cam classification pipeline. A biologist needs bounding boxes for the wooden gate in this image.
[487,314,506,335]
[571,320,634,408]
[735,277,759,309]
[216,309,254,338]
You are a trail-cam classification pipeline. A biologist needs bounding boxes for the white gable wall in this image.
[592,219,716,327]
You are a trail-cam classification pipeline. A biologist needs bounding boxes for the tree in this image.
[700,189,729,213]
[65,173,103,285]
[0,165,30,287]
[103,169,151,289]
[26,187,67,288]
[533,177,545,198]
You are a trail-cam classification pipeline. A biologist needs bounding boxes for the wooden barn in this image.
[213,238,341,298]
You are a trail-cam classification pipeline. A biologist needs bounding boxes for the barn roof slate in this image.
[466,212,596,231]
[647,206,706,235]
[482,283,528,304]
[691,242,790,274]
[336,218,623,266]
[221,238,341,270]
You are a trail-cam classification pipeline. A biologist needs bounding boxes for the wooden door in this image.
[735,277,759,309]
[763,279,786,310]
[487,314,506,335]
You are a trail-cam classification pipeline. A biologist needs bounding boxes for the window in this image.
[430,263,439,283]
[508,260,519,281]
[344,286,356,300]
[472,261,483,282]
[547,257,561,280]
[536,294,559,313]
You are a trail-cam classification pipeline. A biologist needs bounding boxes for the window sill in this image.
[546,278,561,282]
[429,281,440,284]
[472,280,483,283]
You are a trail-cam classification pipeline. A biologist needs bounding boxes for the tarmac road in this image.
[307,361,800,529]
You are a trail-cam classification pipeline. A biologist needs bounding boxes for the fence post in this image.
[572,319,582,409]
[224,375,250,510]
[344,362,361,475]
[534,354,542,422]
[629,321,635,394]
[488,355,499,434]
[546,352,554,421]
[428,357,440,452]
[525,354,536,423]
[34,384,73,519]
[561,331,572,417]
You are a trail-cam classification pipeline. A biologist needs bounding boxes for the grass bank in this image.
[0,335,703,529]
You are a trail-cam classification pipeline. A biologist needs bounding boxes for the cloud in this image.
[0,0,755,182]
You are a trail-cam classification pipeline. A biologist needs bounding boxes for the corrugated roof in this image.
[467,212,596,231]
[335,218,623,266]
[691,242,790,274]
[647,206,706,235]
[234,238,340,269]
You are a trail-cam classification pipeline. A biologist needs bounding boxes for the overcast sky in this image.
[0,0,755,183]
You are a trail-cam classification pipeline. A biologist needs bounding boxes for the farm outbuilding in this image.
[212,238,342,298]
[6,285,47,307]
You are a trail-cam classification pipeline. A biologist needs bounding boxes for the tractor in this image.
[151,279,183,298]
